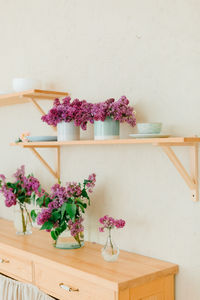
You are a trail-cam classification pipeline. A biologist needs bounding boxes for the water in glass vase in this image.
[14,205,32,235]
[55,229,84,249]
[101,229,119,262]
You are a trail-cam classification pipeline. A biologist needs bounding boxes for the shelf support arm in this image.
[161,145,198,201]
[27,97,57,132]
[30,147,60,182]
[190,143,199,201]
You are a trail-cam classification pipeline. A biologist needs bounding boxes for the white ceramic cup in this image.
[12,78,41,92]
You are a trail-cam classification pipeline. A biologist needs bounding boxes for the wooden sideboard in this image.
[0,219,178,300]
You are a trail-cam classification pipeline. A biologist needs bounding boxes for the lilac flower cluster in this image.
[91,96,136,127]
[66,182,82,198]
[13,165,25,180]
[36,173,96,230]
[86,173,96,193]
[0,166,42,208]
[68,217,84,237]
[22,176,41,196]
[37,208,52,225]
[99,215,126,232]
[41,97,93,130]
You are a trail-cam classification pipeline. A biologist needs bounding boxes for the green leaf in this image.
[44,197,51,207]
[30,192,36,202]
[81,188,89,200]
[38,185,42,193]
[40,221,54,231]
[36,195,45,207]
[31,210,37,222]
[76,201,87,213]
[51,210,60,222]
[51,230,58,240]
[61,203,67,219]
[66,203,77,220]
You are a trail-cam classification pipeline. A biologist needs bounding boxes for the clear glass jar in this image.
[55,228,84,249]
[101,229,119,262]
[14,204,32,235]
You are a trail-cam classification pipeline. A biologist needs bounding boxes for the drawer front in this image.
[34,263,115,300]
[0,248,32,282]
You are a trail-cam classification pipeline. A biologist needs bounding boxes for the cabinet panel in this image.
[130,276,174,300]
[140,294,164,300]
[34,262,115,300]
[0,248,32,282]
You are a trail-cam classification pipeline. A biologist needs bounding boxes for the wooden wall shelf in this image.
[10,136,200,147]
[0,89,68,107]
[11,136,200,201]
[0,89,68,131]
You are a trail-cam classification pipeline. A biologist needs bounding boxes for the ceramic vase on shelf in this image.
[55,228,84,249]
[94,117,119,140]
[101,229,119,262]
[14,204,32,235]
[57,121,80,141]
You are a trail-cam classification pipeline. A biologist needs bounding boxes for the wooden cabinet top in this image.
[0,218,178,290]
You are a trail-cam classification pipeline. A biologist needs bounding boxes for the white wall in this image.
[0,0,200,299]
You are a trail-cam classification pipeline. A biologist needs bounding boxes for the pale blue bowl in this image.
[137,123,162,134]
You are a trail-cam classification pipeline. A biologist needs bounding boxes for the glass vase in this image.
[55,228,84,249]
[101,229,119,262]
[14,204,32,235]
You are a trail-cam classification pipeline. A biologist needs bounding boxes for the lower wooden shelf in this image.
[11,136,200,201]
[0,219,178,300]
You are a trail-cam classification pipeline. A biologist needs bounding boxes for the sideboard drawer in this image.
[0,248,32,282]
[34,263,115,300]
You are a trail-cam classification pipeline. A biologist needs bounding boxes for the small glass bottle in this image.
[101,229,119,262]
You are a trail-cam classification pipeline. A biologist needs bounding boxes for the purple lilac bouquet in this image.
[0,166,42,234]
[91,96,136,127]
[0,166,42,208]
[99,215,126,232]
[41,97,94,130]
[32,174,96,246]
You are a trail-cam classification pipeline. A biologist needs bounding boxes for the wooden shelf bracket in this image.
[26,97,56,132]
[161,144,199,201]
[29,146,60,182]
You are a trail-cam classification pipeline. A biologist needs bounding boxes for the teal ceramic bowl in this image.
[137,123,162,134]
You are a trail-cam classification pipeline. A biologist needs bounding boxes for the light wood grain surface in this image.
[0,218,178,291]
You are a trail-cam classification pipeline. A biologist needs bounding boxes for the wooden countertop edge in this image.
[118,265,178,290]
[0,241,119,291]
[0,239,178,292]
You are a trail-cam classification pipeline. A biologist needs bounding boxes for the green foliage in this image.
[81,188,89,200]
[51,210,60,222]
[30,210,37,222]
[76,199,87,213]
[61,202,67,219]
[40,221,54,230]
[38,185,42,193]
[51,222,67,241]
[66,203,77,220]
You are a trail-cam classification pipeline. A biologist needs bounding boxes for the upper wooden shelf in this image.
[11,136,200,148]
[11,136,200,201]
[0,89,68,107]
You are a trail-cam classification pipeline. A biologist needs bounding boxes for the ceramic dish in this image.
[27,136,57,142]
[129,133,170,139]
[137,122,162,134]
